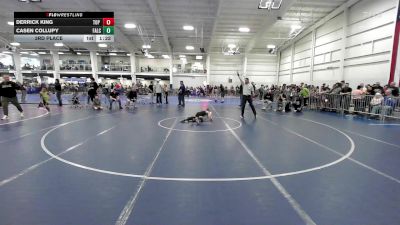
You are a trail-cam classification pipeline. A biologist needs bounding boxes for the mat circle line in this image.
[40,114,355,182]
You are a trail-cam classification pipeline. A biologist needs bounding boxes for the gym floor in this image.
[0,100,400,225]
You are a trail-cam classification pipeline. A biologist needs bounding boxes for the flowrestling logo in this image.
[258,0,282,10]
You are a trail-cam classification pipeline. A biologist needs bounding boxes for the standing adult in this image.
[238,83,243,107]
[340,83,352,111]
[259,85,265,101]
[20,83,27,103]
[164,84,169,104]
[102,83,110,104]
[388,82,399,97]
[178,81,186,107]
[148,81,154,104]
[0,74,24,120]
[219,84,225,103]
[87,77,98,104]
[155,80,162,105]
[236,72,256,118]
[54,79,63,106]
[132,82,138,98]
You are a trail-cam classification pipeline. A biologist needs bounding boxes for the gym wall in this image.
[278,0,399,87]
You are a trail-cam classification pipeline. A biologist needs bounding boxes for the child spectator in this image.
[92,95,103,110]
[39,87,50,112]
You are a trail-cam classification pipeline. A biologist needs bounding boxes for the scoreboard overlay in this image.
[14,12,114,43]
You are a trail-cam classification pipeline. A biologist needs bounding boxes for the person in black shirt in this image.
[238,84,243,107]
[178,81,185,107]
[109,89,123,110]
[125,87,137,109]
[180,109,213,125]
[148,81,154,104]
[87,77,98,104]
[389,82,399,97]
[54,79,62,106]
[340,83,353,111]
[0,75,24,120]
[340,83,352,94]
[262,89,274,111]
[372,82,383,95]
[219,84,225,103]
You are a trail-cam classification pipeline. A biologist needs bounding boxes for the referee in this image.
[237,71,256,119]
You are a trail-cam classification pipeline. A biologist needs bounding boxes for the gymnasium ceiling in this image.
[0,0,348,56]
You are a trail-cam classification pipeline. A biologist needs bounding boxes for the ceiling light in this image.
[162,55,170,59]
[228,44,236,49]
[10,42,20,46]
[7,21,14,26]
[58,52,64,54]
[196,55,203,60]
[124,23,137,29]
[127,53,131,56]
[2,51,12,54]
[238,27,250,32]
[20,51,29,54]
[179,55,186,58]
[76,52,82,55]
[147,54,154,59]
[54,42,64,47]
[30,53,38,56]
[183,25,194,31]
[186,46,194,50]
[38,52,46,54]
[291,25,302,30]
[96,53,100,55]
[267,44,276,49]
[142,44,151,49]
[109,53,117,56]
[98,43,107,48]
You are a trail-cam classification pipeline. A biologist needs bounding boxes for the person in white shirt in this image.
[155,80,162,105]
[237,71,256,118]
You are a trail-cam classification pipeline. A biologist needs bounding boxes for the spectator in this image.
[299,85,310,106]
[39,87,50,112]
[382,90,396,115]
[20,83,27,103]
[352,85,364,112]
[388,82,399,97]
[372,82,384,95]
[93,95,103,110]
[87,77,98,104]
[178,81,185,107]
[109,89,123,110]
[370,93,384,117]
[155,81,162,105]
[163,84,169,104]
[219,84,225,103]
[55,79,62,106]
[148,81,154,104]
